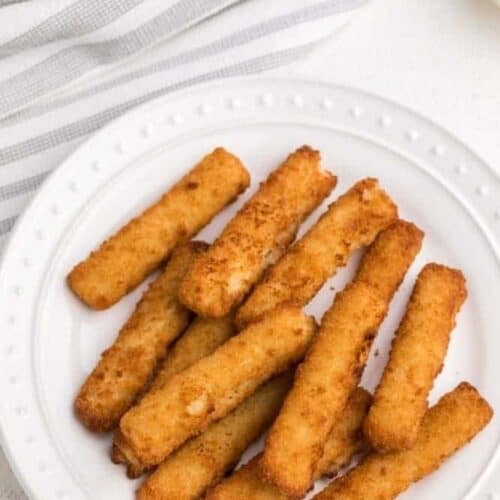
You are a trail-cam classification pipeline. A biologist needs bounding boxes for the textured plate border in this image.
[0,77,499,500]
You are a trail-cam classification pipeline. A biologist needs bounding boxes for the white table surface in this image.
[292,0,500,177]
[1,0,500,498]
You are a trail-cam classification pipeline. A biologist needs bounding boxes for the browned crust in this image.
[235,177,398,329]
[112,429,151,478]
[261,283,386,497]
[363,263,467,452]
[74,242,207,432]
[111,314,235,476]
[179,146,336,318]
[354,220,424,304]
[149,314,235,392]
[206,388,371,500]
[137,372,293,500]
[67,148,250,309]
[315,383,493,499]
[315,387,372,479]
[117,306,317,468]
[208,456,284,500]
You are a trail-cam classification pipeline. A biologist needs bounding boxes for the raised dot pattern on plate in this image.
[350,105,362,117]
[198,103,212,115]
[292,95,304,108]
[477,185,489,197]
[379,115,392,127]
[140,124,153,138]
[406,129,419,141]
[431,144,445,156]
[260,93,274,107]
[228,97,241,109]
[321,97,333,110]
[168,113,184,125]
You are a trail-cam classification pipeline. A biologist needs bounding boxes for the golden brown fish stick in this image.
[209,456,287,500]
[150,315,235,392]
[235,178,398,329]
[262,283,386,497]
[68,148,250,309]
[207,388,371,500]
[316,387,372,478]
[315,382,492,500]
[118,306,317,468]
[75,242,206,432]
[138,372,294,500]
[354,220,423,304]
[364,263,467,452]
[179,146,336,318]
[111,315,235,474]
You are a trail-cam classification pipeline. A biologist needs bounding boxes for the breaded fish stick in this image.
[316,387,372,478]
[138,372,294,500]
[364,263,467,452]
[111,314,235,473]
[354,220,423,304]
[150,315,235,392]
[207,388,371,500]
[315,382,492,500]
[262,282,386,497]
[75,242,206,432]
[68,148,250,309]
[179,146,336,318]
[235,178,398,329]
[118,306,317,467]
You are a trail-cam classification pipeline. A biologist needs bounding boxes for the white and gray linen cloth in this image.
[0,0,368,497]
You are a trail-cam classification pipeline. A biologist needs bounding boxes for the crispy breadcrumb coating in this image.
[179,146,336,318]
[207,388,371,500]
[364,263,467,452]
[118,306,317,468]
[235,178,398,329]
[75,242,206,432]
[68,148,250,309]
[315,383,492,500]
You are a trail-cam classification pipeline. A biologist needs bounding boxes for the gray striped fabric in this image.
[0,42,319,169]
[0,0,240,115]
[0,0,144,53]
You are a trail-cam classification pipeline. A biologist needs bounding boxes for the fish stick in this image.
[207,388,372,500]
[354,220,424,304]
[363,263,467,452]
[150,315,235,392]
[75,242,207,432]
[118,306,317,468]
[261,282,386,497]
[138,372,294,500]
[235,178,398,329]
[179,146,336,318]
[315,387,372,478]
[111,314,235,473]
[68,148,250,309]
[315,382,492,500]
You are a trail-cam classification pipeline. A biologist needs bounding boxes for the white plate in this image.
[1,77,500,500]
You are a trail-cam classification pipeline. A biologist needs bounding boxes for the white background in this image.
[1,0,500,497]
[292,0,500,177]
